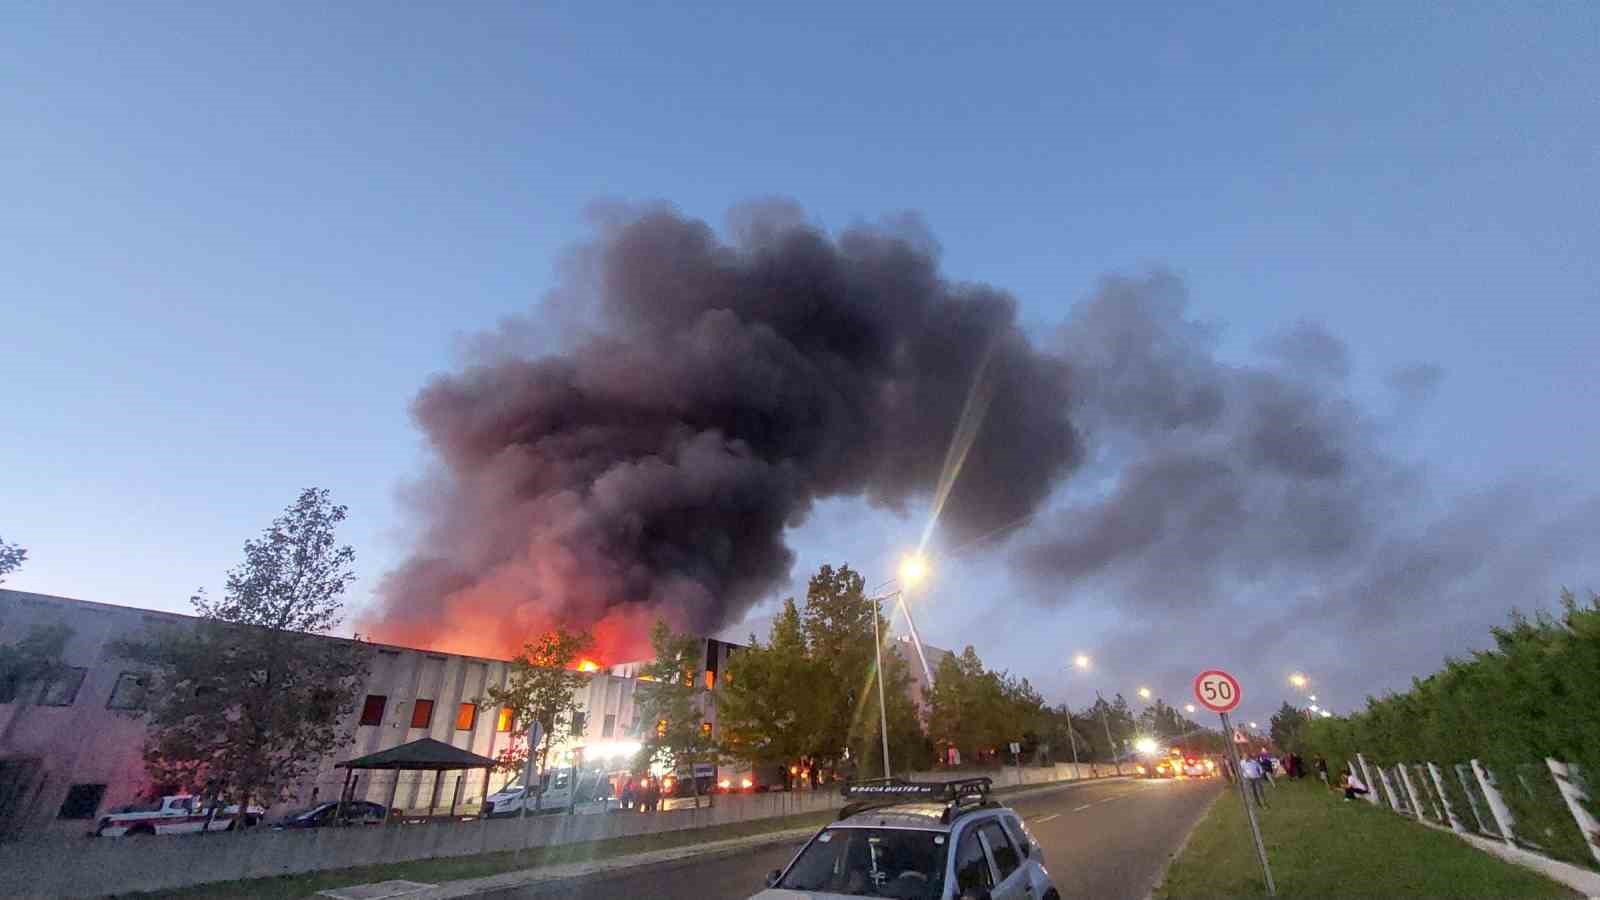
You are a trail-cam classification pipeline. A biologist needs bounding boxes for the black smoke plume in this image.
[365,202,1080,659]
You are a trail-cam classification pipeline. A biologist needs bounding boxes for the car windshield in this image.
[778,826,947,899]
[280,804,331,820]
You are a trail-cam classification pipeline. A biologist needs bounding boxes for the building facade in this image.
[0,589,723,837]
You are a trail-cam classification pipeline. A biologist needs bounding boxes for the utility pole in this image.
[1096,690,1122,775]
[1063,702,1081,770]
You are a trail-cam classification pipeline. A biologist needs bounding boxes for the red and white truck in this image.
[94,795,265,836]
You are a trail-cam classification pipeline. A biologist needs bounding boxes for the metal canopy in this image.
[335,737,498,771]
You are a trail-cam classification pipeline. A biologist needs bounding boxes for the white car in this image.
[752,777,1058,900]
[95,795,265,836]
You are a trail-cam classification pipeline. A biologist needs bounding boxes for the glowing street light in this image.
[1138,687,1152,700]
[1289,673,1308,689]
[1308,694,1318,702]
[898,554,929,587]
[1184,704,1196,714]
[1248,722,1259,729]
[1073,654,1091,670]
[1134,737,1159,755]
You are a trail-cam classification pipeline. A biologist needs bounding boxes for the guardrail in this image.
[0,762,1112,897]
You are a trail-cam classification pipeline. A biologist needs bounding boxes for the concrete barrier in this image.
[0,764,1108,897]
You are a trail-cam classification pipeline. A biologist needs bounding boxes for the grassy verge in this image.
[137,809,834,900]
[1155,778,1579,899]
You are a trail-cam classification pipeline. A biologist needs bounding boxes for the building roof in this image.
[335,737,498,771]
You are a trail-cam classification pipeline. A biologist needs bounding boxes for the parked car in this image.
[271,800,388,829]
[95,795,265,837]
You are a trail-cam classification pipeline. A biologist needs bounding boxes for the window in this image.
[39,667,87,706]
[655,719,667,737]
[410,699,434,729]
[58,784,106,819]
[704,670,715,690]
[601,713,616,738]
[496,706,514,732]
[700,721,713,738]
[107,672,149,710]
[979,821,1021,880]
[455,702,477,730]
[954,830,993,893]
[570,710,586,736]
[359,694,387,726]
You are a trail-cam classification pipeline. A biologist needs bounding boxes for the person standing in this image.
[1314,755,1330,786]
[1241,756,1268,807]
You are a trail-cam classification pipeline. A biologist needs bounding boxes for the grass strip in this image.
[1155,778,1578,899]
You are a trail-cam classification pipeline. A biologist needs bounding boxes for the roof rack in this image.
[836,777,993,821]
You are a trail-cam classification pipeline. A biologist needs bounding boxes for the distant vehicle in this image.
[1135,758,1176,779]
[1181,758,1215,778]
[95,795,265,837]
[482,768,616,817]
[752,777,1059,900]
[271,800,387,829]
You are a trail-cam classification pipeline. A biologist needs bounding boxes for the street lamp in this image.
[1138,687,1152,701]
[1073,654,1091,670]
[868,554,935,779]
[1289,673,1308,689]
[1068,655,1124,776]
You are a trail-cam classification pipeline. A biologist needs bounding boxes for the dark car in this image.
[271,800,387,829]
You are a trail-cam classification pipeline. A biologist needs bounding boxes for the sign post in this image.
[1195,669,1275,897]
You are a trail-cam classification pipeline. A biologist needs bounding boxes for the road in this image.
[487,776,1222,900]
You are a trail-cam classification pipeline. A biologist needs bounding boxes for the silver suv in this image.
[751,778,1059,900]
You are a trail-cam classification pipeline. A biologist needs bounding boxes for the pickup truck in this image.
[95,795,266,836]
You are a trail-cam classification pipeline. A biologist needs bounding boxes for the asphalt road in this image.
[491,776,1222,900]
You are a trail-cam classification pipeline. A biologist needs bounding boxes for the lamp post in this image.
[866,554,932,779]
[1061,654,1092,772]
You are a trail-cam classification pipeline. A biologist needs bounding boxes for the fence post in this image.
[1427,763,1466,834]
[1546,758,1600,868]
[1397,764,1426,821]
[1372,760,1402,813]
[1356,755,1382,806]
[1471,759,1517,843]
[1415,765,1444,823]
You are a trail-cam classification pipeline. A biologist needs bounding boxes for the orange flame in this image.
[576,659,601,673]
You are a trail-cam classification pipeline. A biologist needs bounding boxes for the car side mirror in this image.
[766,869,782,887]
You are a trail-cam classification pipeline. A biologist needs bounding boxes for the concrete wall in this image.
[0,765,1111,897]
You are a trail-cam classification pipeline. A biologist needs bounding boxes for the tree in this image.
[0,537,25,583]
[718,598,817,777]
[634,620,719,803]
[115,488,371,820]
[481,627,593,811]
[0,624,73,750]
[1269,701,1310,753]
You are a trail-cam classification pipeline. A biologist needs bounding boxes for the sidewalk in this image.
[1153,778,1585,898]
[323,775,1129,900]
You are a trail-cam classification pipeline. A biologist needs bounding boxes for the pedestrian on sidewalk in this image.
[1241,757,1268,808]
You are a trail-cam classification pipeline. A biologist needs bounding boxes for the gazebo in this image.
[335,737,499,823]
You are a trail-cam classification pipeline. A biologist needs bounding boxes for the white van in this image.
[481,768,614,817]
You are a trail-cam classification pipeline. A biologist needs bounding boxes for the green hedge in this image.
[1301,590,1600,869]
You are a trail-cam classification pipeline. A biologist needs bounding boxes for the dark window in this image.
[1004,814,1033,857]
[59,784,106,819]
[602,714,616,738]
[954,830,994,893]
[40,667,87,706]
[106,672,148,710]
[496,706,514,732]
[359,694,387,726]
[455,703,477,730]
[411,699,434,729]
[570,710,586,736]
[980,821,1021,880]
[0,670,20,703]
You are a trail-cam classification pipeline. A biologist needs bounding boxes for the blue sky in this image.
[3,2,1595,724]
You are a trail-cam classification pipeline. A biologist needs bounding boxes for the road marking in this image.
[1034,813,1060,823]
[1072,804,1092,812]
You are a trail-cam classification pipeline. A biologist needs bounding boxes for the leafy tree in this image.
[634,620,719,802]
[481,627,594,811]
[1269,701,1310,752]
[718,598,818,776]
[928,646,1051,765]
[115,488,371,819]
[0,536,25,583]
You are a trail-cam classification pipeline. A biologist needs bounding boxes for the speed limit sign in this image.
[1193,669,1242,713]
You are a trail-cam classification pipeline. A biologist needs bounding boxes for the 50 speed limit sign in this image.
[1193,669,1242,713]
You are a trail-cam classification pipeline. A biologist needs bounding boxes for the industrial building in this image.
[0,588,744,838]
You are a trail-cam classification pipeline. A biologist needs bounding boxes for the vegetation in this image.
[634,620,722,797]
[114,488,371,812]
[0,536,24,583]
[482,627,594,806]
[1156,777,1578,899]
[718,564,928,780]
[1297,590,1600,869]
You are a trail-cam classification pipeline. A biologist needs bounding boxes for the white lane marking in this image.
[1072,804,1092,812]
[1033,813,1060,823]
